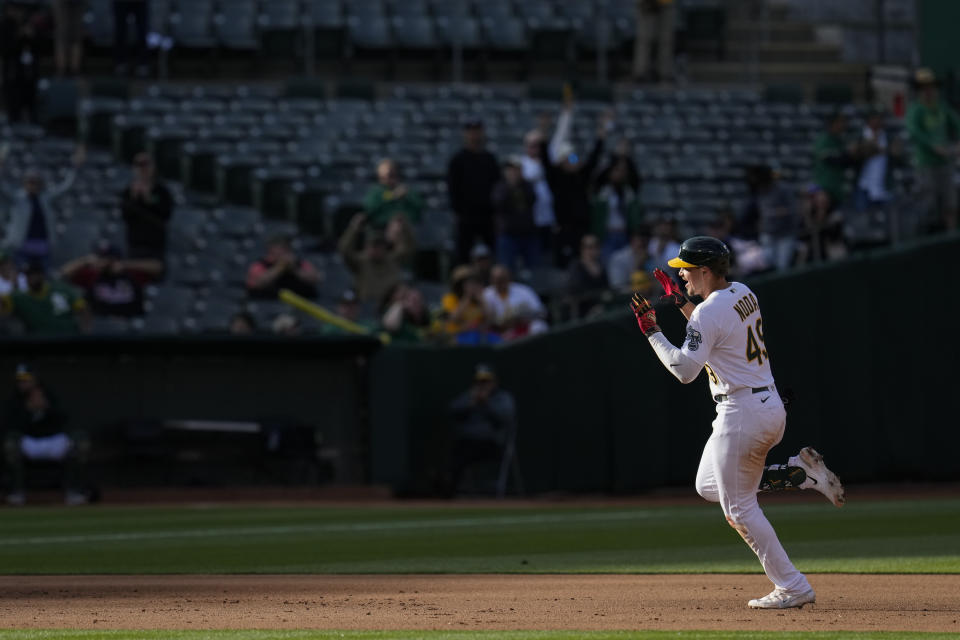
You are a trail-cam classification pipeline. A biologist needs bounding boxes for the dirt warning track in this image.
[1,574,958,632]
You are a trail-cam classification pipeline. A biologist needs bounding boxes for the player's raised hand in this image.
[629,292,660,336]
[654,268,688,307]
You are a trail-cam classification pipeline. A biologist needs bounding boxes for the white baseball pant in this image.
[695,387,811,594]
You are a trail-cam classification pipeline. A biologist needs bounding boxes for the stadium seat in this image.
[38,79,79,129]
[483,17,527,53]
[349,16,394,51]
[215,6,260,52]
[389,0,430,19]
[111,114,155,164]
[392,16,439,51]
[216,155,260,205]
[79,97,127,147]
[145,285,198,318]
[145,125,194,179]
[84,0,115,49]
[180,141,235,192]
[170,2,217,49]
[252,167,304,219]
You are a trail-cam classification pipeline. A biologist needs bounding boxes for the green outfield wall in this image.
[369,232,960,494]
[1,234,957,494]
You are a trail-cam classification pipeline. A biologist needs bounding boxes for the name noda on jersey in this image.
[680,283,776,395]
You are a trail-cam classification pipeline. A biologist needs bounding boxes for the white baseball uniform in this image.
[647,282,811,595]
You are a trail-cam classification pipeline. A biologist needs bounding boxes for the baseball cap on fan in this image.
[667,236,731,269]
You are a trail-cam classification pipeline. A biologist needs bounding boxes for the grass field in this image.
[0,497,958,575]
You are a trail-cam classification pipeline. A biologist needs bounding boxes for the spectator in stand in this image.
[112,0,149,77]
[567,234,609,319]
[363,158,424,227]
[0,252,25,295]
[647,218,681,272]
[491,156,539,272]
[53,0,86,76]
[812,111,854,211]
[470,243,494,286]
[228,311,256,335]
[320,289,372,336]
[0,2,40,123]
[0,146,85,268]
[854,106,901,213]
[633,0,676,84]
[754,166,801,271]
[628,270,656,298]
[906,68,960,232]
[438,265,496,345]
[271,313,302,336]
[59,241,160,317]
[800,185,846,264]
[482,265,547,340]
[608,229,653,291]
[380,282,431,344]
[0,262,90,335]
[335,288,362,324]
[447,119,500,264]
[338,213,414,305]
[445,363,516,497]
[592,140,642,261]
[4,364,91,506]
[521,126,556,259]
[540,91,609,267]
[246,234,321,300]
[121,152,173,266]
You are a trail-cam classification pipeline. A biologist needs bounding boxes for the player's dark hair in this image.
[706,257,730,279]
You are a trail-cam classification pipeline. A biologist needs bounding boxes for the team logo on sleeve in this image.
[685,327,703,351]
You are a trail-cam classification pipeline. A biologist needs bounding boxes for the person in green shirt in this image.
[362,158,424,228]
[812,112,854,209]
[0,263,90,335]
[905,68,960,231]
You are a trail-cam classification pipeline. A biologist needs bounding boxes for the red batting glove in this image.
[629,292,660,336]
[653,268,688,308]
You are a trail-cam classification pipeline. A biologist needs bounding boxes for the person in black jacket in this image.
[447,120,501,264]
[491,156,539,271]
[120,152,173,266]
[539,106,609,267]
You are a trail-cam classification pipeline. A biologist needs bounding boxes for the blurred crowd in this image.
[0,0,958,343]
[1,70,959,343]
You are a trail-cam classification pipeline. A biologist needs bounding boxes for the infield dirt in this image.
[1,574,957,633]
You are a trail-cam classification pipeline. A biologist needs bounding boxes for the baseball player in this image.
[629,236,844,610]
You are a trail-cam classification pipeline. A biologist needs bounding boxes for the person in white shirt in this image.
[629,236,845,610]
[521,129,556,256]
[482,265,548,340]
[855,108,897,212]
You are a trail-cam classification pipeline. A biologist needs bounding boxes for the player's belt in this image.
[713,386,770,403]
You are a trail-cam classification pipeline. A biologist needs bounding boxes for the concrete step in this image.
[687,61,869,99]
[724,41,842,64]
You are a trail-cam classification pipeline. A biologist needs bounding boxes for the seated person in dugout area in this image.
[4,364,91,506]
[445,363,517,496]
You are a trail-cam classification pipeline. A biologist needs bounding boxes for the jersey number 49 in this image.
[746,317,768,366]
